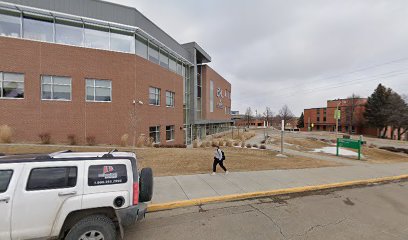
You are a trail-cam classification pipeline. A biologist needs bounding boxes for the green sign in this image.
[334,110,341,120]
[336,138,362,160]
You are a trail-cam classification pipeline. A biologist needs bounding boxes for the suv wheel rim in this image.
[79,230,105,240]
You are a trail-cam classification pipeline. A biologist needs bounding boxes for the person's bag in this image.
[221,150,226,161]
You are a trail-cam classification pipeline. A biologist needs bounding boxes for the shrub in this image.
[146,137,154,148]
[212,140,219,147]
[233,141,239,147]
[260,145,266,149]
[174,144,187,148]
[39,133,51,144]
[153,143,160,148]
[206,141,211,147]
[136,135,145,148]
[218,139,224,146]
[200,142,206,148]
[0,125,12,143]
[260,140,266,144]
[246,143,252,148]
[120,134,129,147]
[67,134,77,145]
[252,144,258,148]
[193,140,198,148]
[241,141,245,148]
[86,136,96,146]
[226,140,232,147]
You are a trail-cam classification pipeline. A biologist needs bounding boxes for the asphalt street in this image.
[126,181,408,240]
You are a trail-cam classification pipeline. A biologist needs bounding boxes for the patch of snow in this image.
[311,147,363,157]
[276,154,288,158]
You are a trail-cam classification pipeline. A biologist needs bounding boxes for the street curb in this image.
[147,174,408,212]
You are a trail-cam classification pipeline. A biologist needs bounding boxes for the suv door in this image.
[0,164,22,240]
[11,161,84,239]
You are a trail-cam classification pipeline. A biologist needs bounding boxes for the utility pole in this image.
[281,119,284,154]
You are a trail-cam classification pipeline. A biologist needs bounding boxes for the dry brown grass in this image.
[283,137,332,150]
[0,144,340,176]
[362,147,408,163]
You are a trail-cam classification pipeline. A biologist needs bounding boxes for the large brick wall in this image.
[0,37,184,145]
[201,65,231,121]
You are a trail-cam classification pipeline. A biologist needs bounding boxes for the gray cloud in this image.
[110,0,408,115]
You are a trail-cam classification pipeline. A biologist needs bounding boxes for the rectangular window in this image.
[210,80,214,112]
[110,28,135,53]
[135,34,148,59]
[148,42,159,64]
[0,72,24,98]
[26,167,77,191]
[169,57,177,72]
[0,170,13,193]
[166,125,174,141]
[159,49,169,68]
[55,18,84,46]
[88,164,128,186]
[86,79,112,102]
[149,126,160,143]
[23,13,54,42]
[41,75,71,100]
[149,87,160,105]
[177,61,182,75]
[166,91,175,107]
[0,9,21,38]
[84,23,109,50]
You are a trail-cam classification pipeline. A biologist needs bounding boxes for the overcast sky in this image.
[109,0,408,116]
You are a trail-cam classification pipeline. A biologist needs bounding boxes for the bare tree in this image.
[278,105,294,124]
[263,107,274,127]
[245,107,253,128]
[346,93,360,134]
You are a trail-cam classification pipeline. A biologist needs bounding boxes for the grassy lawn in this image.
[0,144,340,176]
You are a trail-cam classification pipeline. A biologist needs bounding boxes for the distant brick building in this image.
[302,98,377,135]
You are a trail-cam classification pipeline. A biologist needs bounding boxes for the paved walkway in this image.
[151,163,408,204]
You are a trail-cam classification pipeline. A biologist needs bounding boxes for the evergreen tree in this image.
[297,112,305,128]
[364,84,392,137]
[386,92,408,140]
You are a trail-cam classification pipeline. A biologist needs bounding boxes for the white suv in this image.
[0,150,153,240]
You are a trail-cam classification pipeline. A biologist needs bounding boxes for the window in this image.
[210,80,214,112]
[166,125,175,141]
[0,72,24,98]
[86,79,112,102]
[166,91,175,107]
[317,117,320,122]
[149,87,160,105]
[169,57,177,72]
[148,42,159,64]
[149,126,160,143]
[26,167,77,191]
[110,28,135,53]
[88,164,128,186]
[41,75,71,100]
[84,24,109,50]
[0,170,13,193]
[135,34,148,59]
[55,18,83,46]
[0,9,21,38]
[159,49,169,68]
[177,62,182,75]
[23,14,53,42]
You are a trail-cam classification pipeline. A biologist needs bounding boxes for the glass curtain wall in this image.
[0,9,20,37]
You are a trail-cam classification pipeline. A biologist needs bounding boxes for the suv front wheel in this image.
[65,215,116,240]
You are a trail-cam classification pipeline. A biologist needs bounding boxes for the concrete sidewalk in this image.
[151,163,408,204]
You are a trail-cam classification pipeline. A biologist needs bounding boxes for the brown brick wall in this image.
[201,65,231,121]
[0,37,184,145]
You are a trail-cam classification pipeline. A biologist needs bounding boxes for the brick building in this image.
[302,98,376,135]
[0,0,232,145]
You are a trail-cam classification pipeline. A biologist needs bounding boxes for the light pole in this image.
[335,102,341,140]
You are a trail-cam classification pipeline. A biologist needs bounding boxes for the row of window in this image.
[0,72,179,106]
[149,125,175,143]
[0,164,128,193]
[0,9,188,77]
[149,87,175,107]
[0,72,112,102]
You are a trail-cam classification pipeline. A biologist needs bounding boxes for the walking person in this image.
[212,146,228,175]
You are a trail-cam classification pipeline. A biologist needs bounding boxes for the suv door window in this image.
[0,170,13,193]
[26,167,77,191]
[88,164,127,186]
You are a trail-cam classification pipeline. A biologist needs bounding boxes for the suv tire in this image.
[139,167,153,202]
[65,215,116,240]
